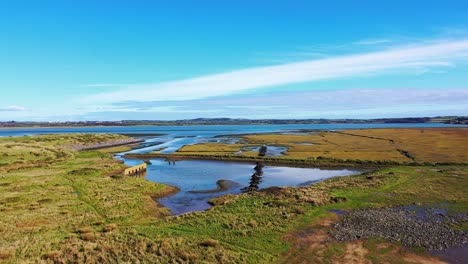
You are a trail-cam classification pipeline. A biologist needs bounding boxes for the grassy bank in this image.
[0,134,176,262]
[1,131,467,263]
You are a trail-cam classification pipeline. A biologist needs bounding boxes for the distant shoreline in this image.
[1,122,467,130]
[1,124,466,132]
[1,116,467,128]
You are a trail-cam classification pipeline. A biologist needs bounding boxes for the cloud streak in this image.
[0,105,27,112]
[83,39,468,104]
[113,88,468,111]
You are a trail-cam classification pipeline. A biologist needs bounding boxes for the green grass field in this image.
[1,132,467,263]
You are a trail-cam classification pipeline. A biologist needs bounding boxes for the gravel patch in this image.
[330,207,468,250]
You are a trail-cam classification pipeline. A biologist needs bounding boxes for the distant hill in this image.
[1,116,467,127]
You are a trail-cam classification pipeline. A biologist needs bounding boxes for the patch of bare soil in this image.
[340,241,370,264]
[281,212,449,264]
[281,214,338,264]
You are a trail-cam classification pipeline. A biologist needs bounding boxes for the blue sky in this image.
[1,0,468,121]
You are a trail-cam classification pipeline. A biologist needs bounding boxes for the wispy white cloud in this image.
[16,88,465,121]
[0,105,27,112]
[114,88,468,111]
[77,88,468,120]
[82,38,468,104]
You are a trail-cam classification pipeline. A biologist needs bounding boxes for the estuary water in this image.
[0,123,461,138]
[1,123,464,214]
[122,158,358,215]
[1,123,457,153]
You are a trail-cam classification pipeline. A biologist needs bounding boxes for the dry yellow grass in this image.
[0,134,177,263]
[175,128,468,163]
[243,132,408,162]
[345,128,468,163]
[97,145,132,153]
[177,143,245,155]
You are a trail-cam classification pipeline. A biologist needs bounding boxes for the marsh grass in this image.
[0,134,177,263]
[0,132,467,263]
[168,128,468,165]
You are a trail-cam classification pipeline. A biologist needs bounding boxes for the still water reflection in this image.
[124,158,358,215]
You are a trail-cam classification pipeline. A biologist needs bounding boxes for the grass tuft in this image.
[0,249,14,260]
[103,223,118,232]
[200,239,220,247]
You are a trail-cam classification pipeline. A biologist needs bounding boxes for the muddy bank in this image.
[330,207,468,250]
[188,180,241,194]
[150,184,180,200]
[123,153,381,169]
[149,184,181,217]
[64,138,144,151]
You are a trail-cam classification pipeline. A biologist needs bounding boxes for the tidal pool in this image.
[125,159,359,215]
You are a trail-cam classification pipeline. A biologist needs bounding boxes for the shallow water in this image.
[237,145,288,156]
[2,123,464,155]
[430,243,468,264]
[328,209,347,215]
[1,123,462,138]
[123,158,358,215]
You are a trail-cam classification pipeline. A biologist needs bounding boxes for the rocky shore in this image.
[330,207,468,250]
